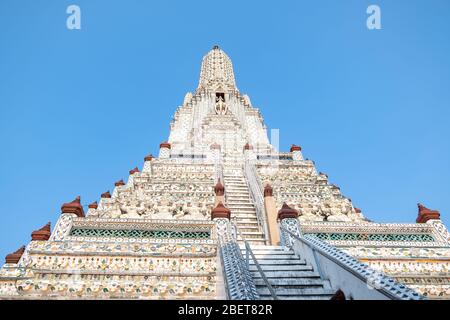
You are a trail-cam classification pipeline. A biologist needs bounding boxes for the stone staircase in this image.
[222,167,266,245]
[240,245,335,300]
[222,165,334,300]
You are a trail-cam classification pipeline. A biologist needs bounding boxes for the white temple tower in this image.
[1,46,449,300]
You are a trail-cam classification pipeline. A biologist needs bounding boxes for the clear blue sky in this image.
[1,0,449,259]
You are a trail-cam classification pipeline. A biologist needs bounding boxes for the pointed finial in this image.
[416,203,440,223]
[211,202,231,220]
[101,191,111,199]
[61,196,85,217]
[277,203,299,220]
[31,222,51,241]
[115,179,125,187]
[5,246,26,264]
[159,142,171,149]
[129,167,140,175]
[88,201,98,209]
[264,184,273,197]
[214,179,225,196]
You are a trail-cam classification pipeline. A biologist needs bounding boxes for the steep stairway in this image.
[223,165,334,300]
[240,245,335,300]
[222,167,266,245]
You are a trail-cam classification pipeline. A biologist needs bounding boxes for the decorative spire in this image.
[290,144,302,152]
[197,47,237,92]
[31,222,51,241]
[61,196,85,217]
[144,154,154,162]
[115,179,125,187]
[214,179,225,196]
[88,201,98,209]
[211,202,231,220]
[416,203,440,223]
[5,246,25,264]
[277,203,299,220]
[264,184,273,197]
[129,167,140,175]
[101,191,111,199]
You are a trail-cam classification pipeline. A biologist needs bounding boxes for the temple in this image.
[1,46,449,300]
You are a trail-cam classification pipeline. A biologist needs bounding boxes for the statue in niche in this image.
[215,96,228,115]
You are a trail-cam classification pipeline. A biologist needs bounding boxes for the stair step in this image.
[251,271,319,279]
[241,245,290,250]
[257,287,335,297]
[238,227,261,232]
[241,231,264,235]
[237,225,260,228]
[228,204,255,208]
[226,195,251,198]
[238,240,267,245]
[254,278,326,287]
[236,221,259,225]
[249,259,307,265]
[249,265,313,272]
[241,249,296,255]
[248,255,298,260]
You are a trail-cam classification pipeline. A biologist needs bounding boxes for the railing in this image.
[280,226,424,300]
[215,219,260,300]
[243,161,270,244]
[231,221,278,300]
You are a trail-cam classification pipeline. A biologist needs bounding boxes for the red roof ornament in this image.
[244,143,253,150]
[61,196,85,217]
[5,246,25,264]
[416,203,440,223]
[264,184,273,197]
[115,179,125,187]
[101,191,111,199]
[144,154,154,162]
[211,202,231,220]
[214,179,225,196]
[290,144,302,152]
[88,201,98,209]
[129,167,140,175]
[319,172,328,178]
[160,142,171,149]
[31,222,51,241]
[210,143,221,150]
[278,203,299,220]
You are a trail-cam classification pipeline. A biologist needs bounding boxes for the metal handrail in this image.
[279,226,424,300]
[243,161,270,244]
[232,221,278,300]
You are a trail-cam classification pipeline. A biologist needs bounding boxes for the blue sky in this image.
[0,0,449,259]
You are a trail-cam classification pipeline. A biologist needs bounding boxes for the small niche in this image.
[215,92,225,102]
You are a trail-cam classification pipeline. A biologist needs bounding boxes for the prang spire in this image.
[197,45,238,93]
